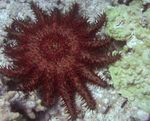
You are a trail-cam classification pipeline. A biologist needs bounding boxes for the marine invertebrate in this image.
[0,2,119,120]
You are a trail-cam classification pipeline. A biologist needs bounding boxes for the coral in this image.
[106,0,150,114]
[0,2,119,120]
[105,0,150,41]
[109,41,150,113]
[10,100,49,121]
[60,0,111,23]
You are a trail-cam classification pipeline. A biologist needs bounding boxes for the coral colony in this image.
[0,2,120,120]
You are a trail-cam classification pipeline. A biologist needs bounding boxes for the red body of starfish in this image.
[0,2,120,120]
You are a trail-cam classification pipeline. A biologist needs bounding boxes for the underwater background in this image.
[0,0,150,121]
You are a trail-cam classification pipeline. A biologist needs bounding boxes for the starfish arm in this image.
[82,37,111,49]
[12,19,32,31]
[70,73,96,110]
[88,13,106,37]
[4,45,27,60]
[68,3,79,20]
[5,27,25,40]
[59,81,77,120]
[50,8,61,24]
[40,71,55,106]
[2,66,38,91]
[17,68,41,91]
[79,51,120,67]
[0,66,30,78]
[19,77,38,92]
[95,55,121,67]
[41,80,52,105]
[78,66,107,87]
[42,81,54,105]
[30,2,45,23]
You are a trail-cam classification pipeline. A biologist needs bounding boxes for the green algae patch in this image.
[109,43,150,112]
[105,0,150,41]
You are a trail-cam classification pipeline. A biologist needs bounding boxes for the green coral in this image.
[105,0,150,41]
[104,0,150,112]
[109,42,150,112]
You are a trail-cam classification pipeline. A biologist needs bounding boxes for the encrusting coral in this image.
[0,2,120,120]
[105,0,150,41]
[109,41,150,112]
[106,0,150,113]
